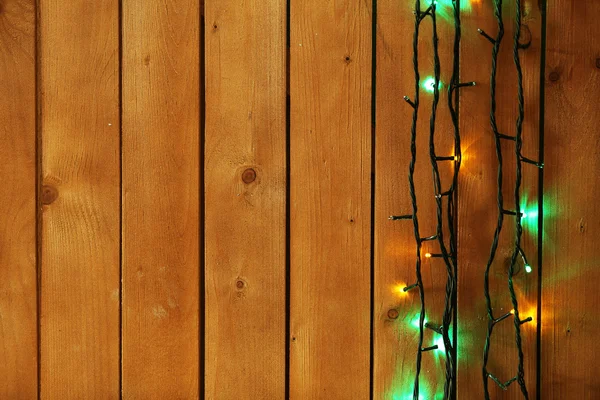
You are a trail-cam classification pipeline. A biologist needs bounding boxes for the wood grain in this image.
[39,0,120,397]
[0,0,37,397]
[374,1,457,399]
[4,1,600,397]
[204,0,286,398]
[541,1,600,398]
[289,0,372,398]
[121,0,200,397]
[458,1,541,398]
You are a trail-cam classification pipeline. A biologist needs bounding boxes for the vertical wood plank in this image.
[374,2,458,398]
[542,1,600,397]
[122,0,200,397]
[458,1,542,398]
[204,0,286,398]
[289,0,372,398]
[39,0,120,397]
[0,0,37,397]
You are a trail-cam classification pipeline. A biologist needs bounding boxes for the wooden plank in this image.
[0,0,37,397]
[458,1,542,398]
[121,0,200,397]
[39,0,120,397]
[204,0,286,399]
[541,1,600,398]
[289,0,372,398]
[374,2,458,399]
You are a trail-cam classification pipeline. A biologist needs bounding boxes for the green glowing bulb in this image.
[392,394,424,400]
[410,313,427,329]
[525,264,532,273]
[428,0,472,20]
[422,77,442,93]
[528,210,538,219]
[520,206,539,222]
[435,336,445,352]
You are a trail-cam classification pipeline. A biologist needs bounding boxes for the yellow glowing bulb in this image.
[425,253,432,258]
[525,310,536,324]
[510,309,515,314]
[393,284,407,296]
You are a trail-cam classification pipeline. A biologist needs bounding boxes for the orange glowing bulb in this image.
[425,253,432,258]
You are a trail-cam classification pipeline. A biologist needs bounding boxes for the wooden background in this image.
[0,0,598,398]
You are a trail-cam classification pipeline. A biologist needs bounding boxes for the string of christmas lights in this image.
[390,1,473,398]
[443,1,465,396]
[390,1,541,398]
[479,0,540,398]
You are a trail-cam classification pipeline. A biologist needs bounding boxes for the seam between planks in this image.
[35,0,42,398]
[535,1,548,399]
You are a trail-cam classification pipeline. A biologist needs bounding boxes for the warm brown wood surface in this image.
[0,0,37,397]
[289,0,372,398]
[1,0,600,398]
[121,0,200,397]
[542,1,600,398]
[39,1,120,398]
[457,1,542,398]
[374,1,456,398]
[204,0,286,398]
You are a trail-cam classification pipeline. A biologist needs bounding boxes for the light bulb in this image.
[425,252,432,258]
[510,309,515,315]
[435,336,445,352]
[393,284,408,296]
[422,77,442,93]
[525,264,532,273]
[411,314,427,329]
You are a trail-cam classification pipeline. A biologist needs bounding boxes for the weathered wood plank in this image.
[289,0,372,397]
[204,0,287,398]
[0,0,37,397]
[541,1,600,398]
[39,0,120,397]
[121,0,200,397]
[458,1,541,398]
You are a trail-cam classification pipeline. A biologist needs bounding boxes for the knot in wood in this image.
[242,168,256,184]
[41,185,58,205]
